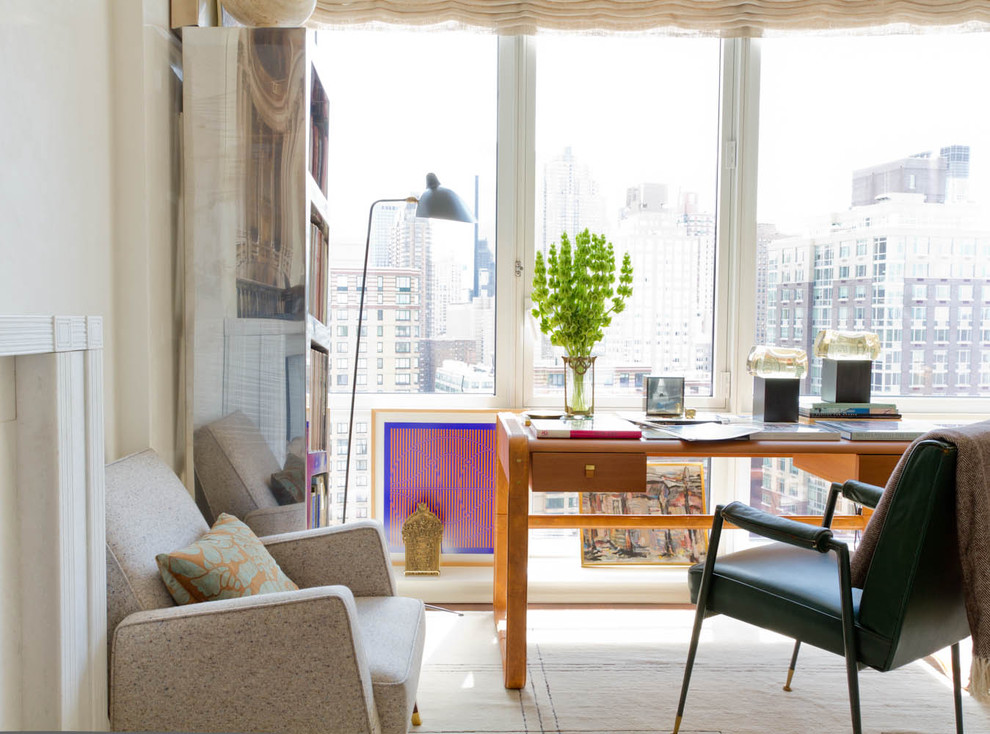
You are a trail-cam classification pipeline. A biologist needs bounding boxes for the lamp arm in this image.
[341,197,418,524]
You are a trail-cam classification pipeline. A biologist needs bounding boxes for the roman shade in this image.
[311,1,990,36]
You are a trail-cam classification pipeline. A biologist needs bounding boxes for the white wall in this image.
[0,1,181,728]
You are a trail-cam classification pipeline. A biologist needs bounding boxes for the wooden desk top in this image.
[497,412,911,457]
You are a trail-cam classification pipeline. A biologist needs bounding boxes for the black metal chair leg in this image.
[952,642,964,734]
[783,640,801,691]
[832,542,862,734]
[673,508,726,734]
[673,592,706,734]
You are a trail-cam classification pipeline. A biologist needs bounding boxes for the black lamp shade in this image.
[416,173,475,223]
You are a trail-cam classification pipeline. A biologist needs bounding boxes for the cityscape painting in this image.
[580,462,708,567]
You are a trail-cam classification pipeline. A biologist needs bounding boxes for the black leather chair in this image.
[673,438,969,734]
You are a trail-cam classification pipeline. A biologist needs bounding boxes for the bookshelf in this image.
[183,27,332,530]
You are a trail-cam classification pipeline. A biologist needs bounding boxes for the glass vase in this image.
[563,356,596,417]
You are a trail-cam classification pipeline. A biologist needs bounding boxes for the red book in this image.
[530,416,642,439]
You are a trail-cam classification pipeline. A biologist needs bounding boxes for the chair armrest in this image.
[840,479,884,509]
[110,586,379,733]
[244,502,306,537]
[262,519,396,596]
[722,501,834,553]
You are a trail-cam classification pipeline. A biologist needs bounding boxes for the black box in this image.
[753,377,800,423]
[820,359,872,403]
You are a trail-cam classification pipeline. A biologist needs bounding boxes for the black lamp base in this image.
[821,359,872,403]
[753,378,800,423]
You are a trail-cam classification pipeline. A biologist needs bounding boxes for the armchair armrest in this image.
[840,479,884,509]
[262,519,396,596]
[110,586,379,734]
[722,501,834,553]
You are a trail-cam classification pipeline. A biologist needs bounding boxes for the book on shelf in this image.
[308,347,328,451]
[814,419,957,441]
[308,217,328,324]
[530,416,642,439]
[644,420,840,442]
[799,400,900,418]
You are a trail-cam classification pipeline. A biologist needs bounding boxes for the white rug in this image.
[414,608,990,734]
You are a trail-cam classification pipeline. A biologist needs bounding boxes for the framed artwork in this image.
[372,410,497,562]
[580,461,708,566]
[644,376,685,416]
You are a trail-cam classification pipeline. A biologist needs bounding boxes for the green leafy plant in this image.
[531,229,634,359]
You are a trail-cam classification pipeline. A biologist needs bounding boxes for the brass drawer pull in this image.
[585,464,596,478]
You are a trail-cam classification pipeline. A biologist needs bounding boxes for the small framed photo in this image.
[644,376,685,416]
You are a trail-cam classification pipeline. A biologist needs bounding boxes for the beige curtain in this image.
[310,1,990,36]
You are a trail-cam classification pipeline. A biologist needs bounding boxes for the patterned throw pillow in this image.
[156,513,299,605]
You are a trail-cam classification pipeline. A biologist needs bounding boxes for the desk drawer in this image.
[531,452,646,492]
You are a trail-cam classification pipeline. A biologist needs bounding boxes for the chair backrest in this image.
[105,449,210,632]
[193,410,281,523]
[857,438,969,670]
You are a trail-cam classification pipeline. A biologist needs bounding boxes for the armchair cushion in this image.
[157,513,298,604]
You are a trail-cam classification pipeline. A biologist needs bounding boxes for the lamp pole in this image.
[341,196,417,524]
[340,174,474,524]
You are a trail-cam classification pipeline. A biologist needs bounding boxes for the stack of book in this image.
[799,401,901,419]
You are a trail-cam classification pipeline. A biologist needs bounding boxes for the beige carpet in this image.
[414,608,990,734]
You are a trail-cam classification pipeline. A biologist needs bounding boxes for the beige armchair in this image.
[106,449,425,734]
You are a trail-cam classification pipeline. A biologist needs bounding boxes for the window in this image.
[757,32,990,399]
[533,34,720,399]
[316,27,990,530]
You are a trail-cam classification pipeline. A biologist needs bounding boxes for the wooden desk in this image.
[492,411,910,689]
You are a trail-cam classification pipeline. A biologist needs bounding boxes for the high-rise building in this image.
[609,185,716,391]
[851,145,970,207]
[540,146,606,252]
[765,145,990,398]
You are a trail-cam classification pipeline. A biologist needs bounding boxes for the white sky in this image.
[318,29,990,256]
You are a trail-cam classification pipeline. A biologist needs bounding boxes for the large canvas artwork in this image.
[581,461,708,566]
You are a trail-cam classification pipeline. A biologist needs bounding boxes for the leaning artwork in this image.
[580,462,708,566]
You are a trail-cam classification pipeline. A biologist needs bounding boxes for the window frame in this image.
[326,32,990,417]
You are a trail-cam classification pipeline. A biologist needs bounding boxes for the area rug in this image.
[414,608,990,734]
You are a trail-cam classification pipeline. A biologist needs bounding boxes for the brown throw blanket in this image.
[850,419,990,700]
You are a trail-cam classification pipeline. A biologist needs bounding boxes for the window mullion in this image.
[496,34,537,409]
[718,37,761,414]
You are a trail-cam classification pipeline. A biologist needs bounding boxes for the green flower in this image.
[531,229,634,358]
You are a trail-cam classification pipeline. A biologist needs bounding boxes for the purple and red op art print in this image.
[383,422,495,553]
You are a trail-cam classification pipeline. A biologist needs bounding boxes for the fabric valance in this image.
[310,1,990,36]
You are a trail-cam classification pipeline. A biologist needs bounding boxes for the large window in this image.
[756,33,990,398]
[321,30,497,399]
[320,29,497,521]
[320,27,990,527]
[533,36,721,399]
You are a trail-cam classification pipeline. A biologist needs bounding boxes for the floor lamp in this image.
[342,173,475,524]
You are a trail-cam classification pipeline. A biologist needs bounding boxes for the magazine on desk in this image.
[643,420,840,442]
[530,416,643,439]
[814,419,959,440]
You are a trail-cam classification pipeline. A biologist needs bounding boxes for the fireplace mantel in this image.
[0,315,108,730]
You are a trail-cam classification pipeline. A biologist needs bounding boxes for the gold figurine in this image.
[402,503,443,576]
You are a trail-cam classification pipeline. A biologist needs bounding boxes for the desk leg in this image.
[494,420,529,689]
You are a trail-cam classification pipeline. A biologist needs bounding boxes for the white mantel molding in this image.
[1,315,108,731]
